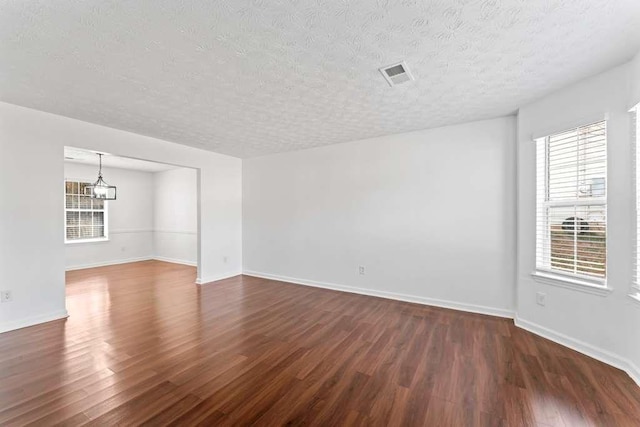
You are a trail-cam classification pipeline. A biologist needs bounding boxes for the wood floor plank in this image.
[0,260,638,426]
[139,393,202,426]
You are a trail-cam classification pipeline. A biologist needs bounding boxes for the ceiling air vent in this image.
[379,61,414,87]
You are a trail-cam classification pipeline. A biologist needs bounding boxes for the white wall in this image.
[243,117,516,316]
[628,50,640,382]
[516,60,640,382]
[631,51,640,110]
[64,164,199,269]
[0,102,242,333]
[153,168,198,266]
[64,162,155,270]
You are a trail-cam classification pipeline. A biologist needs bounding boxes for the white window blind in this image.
[65,180,108,242]
[633,105,640,295]
[536,121,607,283]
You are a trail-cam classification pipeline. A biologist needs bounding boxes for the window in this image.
[65,180,108,242]
[536,121,607,284]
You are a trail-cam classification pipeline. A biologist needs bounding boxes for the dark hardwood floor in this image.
[1,260,639,426]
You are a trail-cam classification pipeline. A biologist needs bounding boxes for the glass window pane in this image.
[80,212,92,226]
[93,226,105,238]
[66,226,79,240]
[65,181,73,195]
[71,182,79,195]
[66,195,78,209]
[78,195,92,209]
[547,124,607,202]
[80,226,93,238]
[79,182,89,196]
[548,205,606,278]
[66,211,79,226]
[92,198,104,210]
[548,206,576,274]
[93,211,104,226]
[575,205,606,277]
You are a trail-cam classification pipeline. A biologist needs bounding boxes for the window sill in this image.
[65,238,110,245]
[531,271,612,296]
[628,290,640,307]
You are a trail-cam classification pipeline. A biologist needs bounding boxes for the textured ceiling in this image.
[64,147,176,173]
[1,1,640,158]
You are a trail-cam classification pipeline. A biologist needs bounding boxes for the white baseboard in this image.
[66,256,198,271]
[0,310,69,334]
[65,256,153,271]
[196,271,242,285]
[629,362,640,387]
[242,270,514,319]
[152,256,197,267]
[515,316,640,387]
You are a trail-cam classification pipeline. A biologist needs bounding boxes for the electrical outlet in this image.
[358,266,365,275]
[1,290,12,303]
[536,292,546,306]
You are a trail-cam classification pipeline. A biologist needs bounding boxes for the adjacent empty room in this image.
[63,147,198,271]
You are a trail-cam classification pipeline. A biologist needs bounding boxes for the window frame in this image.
[631,105,640,302]
[533,121,610,293]
[64,178,109,244]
